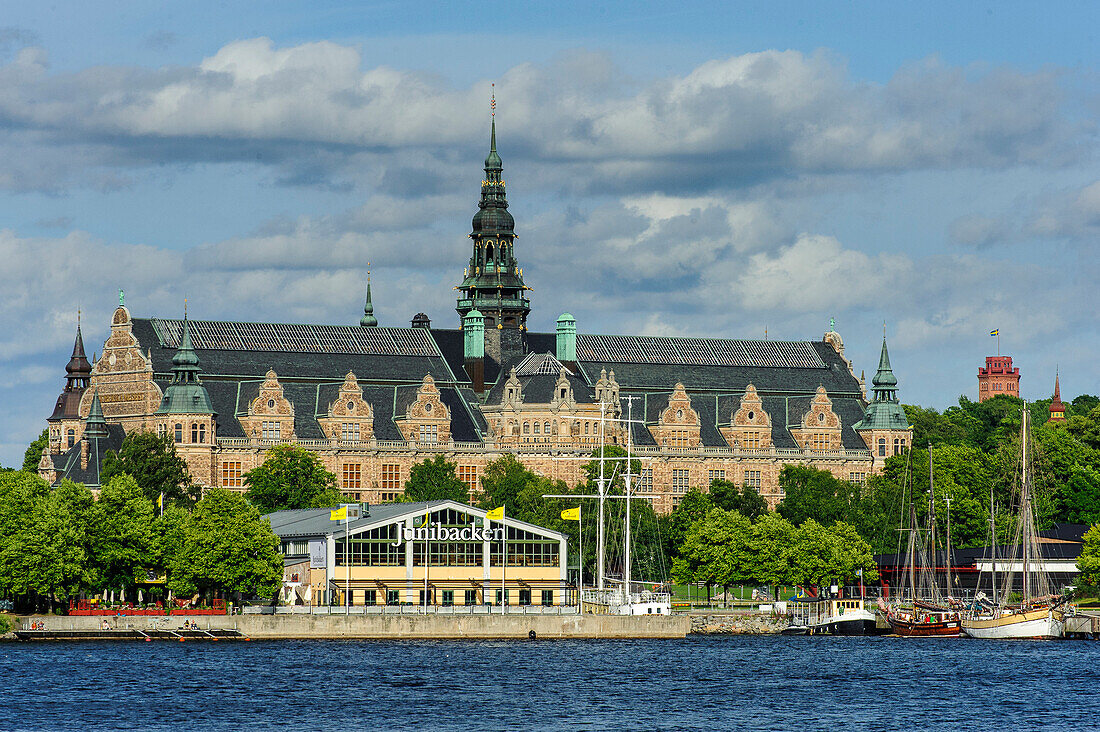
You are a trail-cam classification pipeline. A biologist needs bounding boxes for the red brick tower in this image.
[977,356,1020,402]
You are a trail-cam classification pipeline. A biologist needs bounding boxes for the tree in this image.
[168,488,283,600]
[663,489,712,559]
[34,480,95,608]
[776,465,859,527]
[709,479,767,519]
[1056,466,1100,526]
[0,471,50,608]
[476,454,538,512]
[402,455,470,503]
[100,431,196,506]
[1076,524,1100,593]
[671,508,751,601]
[88,474,156,598]
[22,429,48,473]
[244,444,342,511]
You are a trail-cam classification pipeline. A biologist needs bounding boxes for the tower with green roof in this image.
[156,316,215,422]
[854,335,913,468]
[456,92,531,367]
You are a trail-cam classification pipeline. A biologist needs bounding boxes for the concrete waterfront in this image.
[8,612,690,640]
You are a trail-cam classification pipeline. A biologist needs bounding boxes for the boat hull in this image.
[887,616,961,637]
[962,608,1064,640]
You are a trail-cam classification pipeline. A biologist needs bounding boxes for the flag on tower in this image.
[990,329,999,336]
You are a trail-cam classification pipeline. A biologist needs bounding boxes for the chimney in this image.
[556,312,577,372]
[463,309,485,393]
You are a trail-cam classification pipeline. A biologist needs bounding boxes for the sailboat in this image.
[578,399,672,616]
[881,445,961,636]
[961,405,1068,639]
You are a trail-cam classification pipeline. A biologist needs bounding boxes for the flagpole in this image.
[578,505,583,610]
[345,510,349,615]
[501,507,507,615]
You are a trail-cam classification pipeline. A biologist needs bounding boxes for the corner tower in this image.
[456,90,530,368]
[854,335,913,470]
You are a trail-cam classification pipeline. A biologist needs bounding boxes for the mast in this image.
[907,502,918,602]
[1021,406,1030,604]
[989,484,998,605]
[928,443,938,603]
[622,398,632,605]
[945,495,953,598]
[596,401,607,593]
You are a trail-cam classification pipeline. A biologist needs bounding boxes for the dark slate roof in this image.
[49,388,86,422]
[50,424,125,488]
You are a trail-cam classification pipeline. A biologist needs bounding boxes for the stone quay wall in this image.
[689,613,786,635]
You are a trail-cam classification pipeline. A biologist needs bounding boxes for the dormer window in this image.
[560,388,566,399]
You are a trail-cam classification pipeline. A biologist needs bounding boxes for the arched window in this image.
[533,421,540,434]
[544,421,551,435]
[67,429,75,448]
[199,424,207,444]
[191,423,199,443]
[523,422,530,435]
[878,437,886,457]
[485,242,494,263]
[584,422,590,435]
[174,423,183,443]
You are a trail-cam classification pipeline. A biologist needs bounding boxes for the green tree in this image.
[1056,466,1100,526]
[34,480,95,609]
[244,444,342,511]
[402,455,470,503]
[100,431,196,506]
[747,513,797,596]
[22,429,49,473]
[88,474,156,598]
[0,471,50,608]
[709,478,767,519]
[476,454,538,512]
[168,488,283,600]
[663,488,712,559]
[671,508,751,602]
[776,465,859,527]
[1076,524,1100,592]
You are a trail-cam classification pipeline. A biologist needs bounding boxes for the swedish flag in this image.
[990,329,999,336]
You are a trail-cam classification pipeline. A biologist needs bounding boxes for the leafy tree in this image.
[100,431,196,506]
[1056,466,1100,526]
[34,480,95,608]
[168,488,283,600]
[903,405,970,447]
[476,454,538,512]
[402,455,470,503]
[709,479,767,519]
[0,471,50,607]
[747,513,797,597]
[671,508,751,600]
[88,474,156,598]
[244,444,342,511]
[776,465,859,527]
[22,429,49,473]
[663,488,712,559]
[1076,524,1100,592]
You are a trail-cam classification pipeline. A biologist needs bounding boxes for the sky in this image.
[0,1,1097,467]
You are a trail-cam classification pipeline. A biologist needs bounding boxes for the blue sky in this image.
[1,1,1097,467]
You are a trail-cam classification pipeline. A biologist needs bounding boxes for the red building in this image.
[978,355,1020,402]
[1048,373,1066,422]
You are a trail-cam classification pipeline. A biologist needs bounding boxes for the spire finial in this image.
[361,268,378,327]
[883,320,887,339]
[830,316,836,330]
[78,309,81,327]
[491,83,496,119]
[118,288,125,307]
[184,297,188,319]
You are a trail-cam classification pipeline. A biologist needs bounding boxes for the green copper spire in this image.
[157,314,215,415]
[456,88,530,334]
[84,389,109,438]
[360,277,378,327]
[853,334,910,431]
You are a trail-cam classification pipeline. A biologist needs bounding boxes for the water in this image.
[2,636,1097,731]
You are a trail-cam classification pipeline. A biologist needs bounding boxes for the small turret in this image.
[360,278,378,327]
[157,316,215,416]
[84,390,108,439]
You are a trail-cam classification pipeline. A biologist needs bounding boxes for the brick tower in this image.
[977,356,1020,402]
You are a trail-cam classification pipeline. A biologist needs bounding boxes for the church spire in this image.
[65,313,92,391]
[360,269,378,327]
[1049,369,1066,421]
[853,332,910,433]
[871,335,899,399]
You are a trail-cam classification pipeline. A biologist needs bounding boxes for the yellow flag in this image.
[157,494,164,509]
[560,507,580,521]
[330,506,347,521]
[486,506,504,520]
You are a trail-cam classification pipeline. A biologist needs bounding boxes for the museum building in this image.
[38,114,913,512]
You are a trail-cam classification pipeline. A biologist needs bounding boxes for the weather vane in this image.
[491,83,496,118]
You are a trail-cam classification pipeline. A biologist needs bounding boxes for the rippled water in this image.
[3,636,1098,730]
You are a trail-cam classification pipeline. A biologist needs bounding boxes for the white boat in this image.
[961,405,1070,640]
[784,596,877,635]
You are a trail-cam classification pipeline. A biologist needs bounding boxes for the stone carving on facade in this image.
[650,383,702,448]
[239,369,296,442]
[319,371,375,444]
[720,383,773,451]
[791,386,842,452]
[396,374,451,444]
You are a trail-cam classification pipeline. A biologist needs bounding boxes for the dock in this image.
[14,628,246,641]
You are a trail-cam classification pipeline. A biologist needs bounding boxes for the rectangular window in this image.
[708,469,726,483]
[380,492,400,503]
[457,465,479,496]
[191,423,198,443]
[261,421,281,441]
[221,462,243,488]
[363,590,377,607]
[386,590,399,605]
[157,424,167,439]
[342,463,361,490]
[542,590,554,607]
[198,423,206,444]
[518,589,532,606]
[173,423,183,443]
[672,469,690,493]
[465,589,478,606]
[418,589,434,606]
[639,468,653,493]
[743,431,761,450]
[668,429,690,447]
[441,590,454,607]
[849,472,866,486]
[418,424,438,444]
[808,433,828,452]
[341,422,360,442]
[381,464,401,493]
[495,589,509,605]
[744,470,762,488]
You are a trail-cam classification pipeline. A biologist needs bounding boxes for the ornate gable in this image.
[319,372,375,443]
[396,374,451,444]
[550,368,576,409]
[650,383,701,448]
[720,384,773,450]
[85,304,162,424]
[239,369,296,442]
[791,386,841,453]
